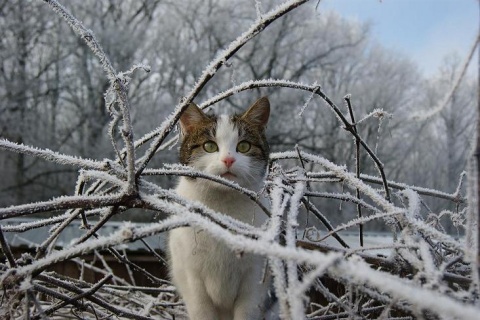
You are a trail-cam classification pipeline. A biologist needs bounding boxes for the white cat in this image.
[168,97,271,320]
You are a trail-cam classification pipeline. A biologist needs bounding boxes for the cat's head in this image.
[178,97,270,190]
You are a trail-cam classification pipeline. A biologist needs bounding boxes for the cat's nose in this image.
[222,156,236,168]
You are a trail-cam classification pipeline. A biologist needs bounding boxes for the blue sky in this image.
[321,0,478,76]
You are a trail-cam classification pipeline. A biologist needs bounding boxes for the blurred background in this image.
[0,0,476,233]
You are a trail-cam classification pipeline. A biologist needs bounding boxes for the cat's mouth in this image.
[220,172,237,179]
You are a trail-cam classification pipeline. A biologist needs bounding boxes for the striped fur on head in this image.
[178,97,270,189]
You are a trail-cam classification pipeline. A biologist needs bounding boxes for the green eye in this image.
[237,141,251,153]
[203,141,218,153]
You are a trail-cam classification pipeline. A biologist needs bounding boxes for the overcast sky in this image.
[321,0,478,76]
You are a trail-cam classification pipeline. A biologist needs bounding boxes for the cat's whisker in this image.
[243,169,257,186]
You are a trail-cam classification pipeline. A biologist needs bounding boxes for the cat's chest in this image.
[176,178,264,224]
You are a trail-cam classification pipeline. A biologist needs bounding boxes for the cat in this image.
[168,97,271,320]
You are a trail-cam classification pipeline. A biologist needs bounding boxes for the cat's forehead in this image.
[213,115,242,149]
[216,115,236,136]
[182,111,261,141]
[187,113,236,134]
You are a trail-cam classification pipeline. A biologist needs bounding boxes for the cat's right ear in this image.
[179,103,209,135]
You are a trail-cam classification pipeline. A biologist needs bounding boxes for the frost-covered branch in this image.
[0,139,107,170]
[0,0,476,318]
[200,78,393,200]
[134,0,310,176]
[33,274,112,319]
[0,226,16,268]
[412,32,480,121]
[1,217,187,282]
[0,194,126,220]
[272,151,396,212]
[36,274,154,320]
[345,95,364,246]
[41,0,116,79]
[286,170,466,203]
[143,166,271,217]
[42,0,140,195]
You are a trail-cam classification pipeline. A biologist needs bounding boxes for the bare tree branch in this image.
[0,1,476,318]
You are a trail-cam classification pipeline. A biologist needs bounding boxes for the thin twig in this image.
[0,226,16,267]
[32,283,110,319]
[0,138,106,170]
[139,238,168,266]
[0,194,126,220]
[33,274,112,319]
[345,95,364,247]
[36,274,152,320]
[143,167,271,217]
[286,171,465,203]
[73,206,118,245]
[296,240,471,287]
[35,208,83,259]
[41,0,116,78]
[296,145,313,238]
[107,247,170,286]
[413,32,480,121]
[303,191,381,214]
[301,198,350,248]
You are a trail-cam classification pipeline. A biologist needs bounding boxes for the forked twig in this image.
[33,274,112,319]
[344,95,364,247]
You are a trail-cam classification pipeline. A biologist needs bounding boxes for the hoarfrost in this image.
[0,0,477,319]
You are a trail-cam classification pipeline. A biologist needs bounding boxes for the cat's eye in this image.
[203,141,218,153]
[236,141,251,153]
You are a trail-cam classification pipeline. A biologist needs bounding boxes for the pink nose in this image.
[223,156,236,168]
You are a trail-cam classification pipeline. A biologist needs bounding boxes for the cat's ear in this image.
[179,103,209,134]
[241,96,270,130]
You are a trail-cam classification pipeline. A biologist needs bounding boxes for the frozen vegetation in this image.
[0,0,478,319]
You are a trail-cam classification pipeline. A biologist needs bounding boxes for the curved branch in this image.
[143,167,271,218]
[0,139,107,170]
[42,0,116,79]
[134,0,310,176]
[0,194,126,220]
[199,79,391,200]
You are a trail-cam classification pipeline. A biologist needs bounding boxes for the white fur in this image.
[191,115,264,191]
[169,115,269,320]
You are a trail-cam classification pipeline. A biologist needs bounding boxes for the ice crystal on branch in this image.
[0,0,477,319]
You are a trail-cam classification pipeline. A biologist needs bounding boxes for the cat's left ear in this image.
[241,96,270,130]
